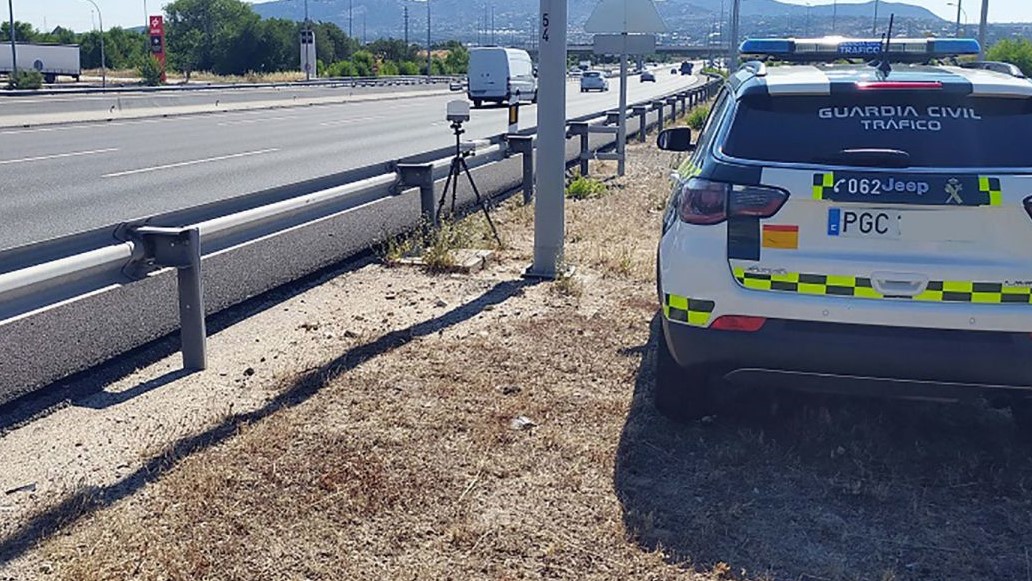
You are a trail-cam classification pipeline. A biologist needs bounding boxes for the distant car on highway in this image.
[679,61,694,75]
[449,78,466,91]
[640,70,656,83]
[579,70,609,92]
[653,36,1032,432]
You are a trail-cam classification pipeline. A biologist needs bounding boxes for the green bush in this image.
[326,60,358,77]
[685,106,710,130]
[566,175,608,200]
[398,61,420,76]
[138,56,163,86]
[378,60,399,76]
[9,69,43,90]
[987,38,1032,77]
[701,66,727,79]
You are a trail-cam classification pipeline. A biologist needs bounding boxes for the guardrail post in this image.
[507,135,535,204]
[396,163,437,228]
[132,226,207,371]
[666,97,678,121]
[633,105,648,142]
[679,92,688,117]
[606,110,621,126]
[652,101,665,132]
[568,121,590,176]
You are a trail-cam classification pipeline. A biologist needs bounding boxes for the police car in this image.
[653,37,1032,429]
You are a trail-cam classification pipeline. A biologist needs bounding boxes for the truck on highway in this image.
[467,47,537,108]
[0,43,81,83]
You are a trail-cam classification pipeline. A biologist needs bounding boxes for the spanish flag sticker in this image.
[762,224,799,249]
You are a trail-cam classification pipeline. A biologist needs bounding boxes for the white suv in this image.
[580,70,609,92]
[654,37,1032,430]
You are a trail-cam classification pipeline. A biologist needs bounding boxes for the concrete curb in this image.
[0,88,457,130]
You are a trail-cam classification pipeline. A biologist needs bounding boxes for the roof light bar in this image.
[739,37,981,61]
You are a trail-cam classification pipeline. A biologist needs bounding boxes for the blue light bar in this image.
[739,37,982,60]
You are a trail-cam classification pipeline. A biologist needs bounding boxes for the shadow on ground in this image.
[615,315,1032,581]
[0,277,537,567]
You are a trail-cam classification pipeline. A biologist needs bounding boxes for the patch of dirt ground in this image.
[2,138,1032,581]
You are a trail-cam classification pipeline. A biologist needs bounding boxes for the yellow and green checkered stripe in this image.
[979,176,1003,206]
[663,293,716,326]
[732,268,1032,304]
[812,172,835,200]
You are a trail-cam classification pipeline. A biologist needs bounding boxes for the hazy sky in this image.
[5,0,1031,34]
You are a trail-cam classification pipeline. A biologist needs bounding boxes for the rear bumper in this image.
[663,317,1032,397]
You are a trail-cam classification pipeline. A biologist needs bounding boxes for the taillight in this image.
[710,315,767,332]
[677,178,789,225]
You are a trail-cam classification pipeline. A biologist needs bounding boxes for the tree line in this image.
[1,0,468,81]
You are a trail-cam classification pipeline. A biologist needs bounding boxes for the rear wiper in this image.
[814,148,912,168]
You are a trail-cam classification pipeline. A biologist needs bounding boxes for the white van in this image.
[467,47,537,108]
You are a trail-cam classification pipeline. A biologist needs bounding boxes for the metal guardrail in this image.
[0,76,722,403]
[0,76,460,97]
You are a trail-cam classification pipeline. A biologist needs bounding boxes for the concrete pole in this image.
[528,0,566,279]
[872,0,880,36]
[977,0,988,59]
[7,0,16,78]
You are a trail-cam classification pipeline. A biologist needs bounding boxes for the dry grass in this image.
[13,115,1032,581]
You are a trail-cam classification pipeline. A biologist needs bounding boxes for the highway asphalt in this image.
[0,71,698,251]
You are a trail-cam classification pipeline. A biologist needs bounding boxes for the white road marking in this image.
[217,115,298,126]
[0,148,119,165]
[0,118,174,136]
[102,148,280,178]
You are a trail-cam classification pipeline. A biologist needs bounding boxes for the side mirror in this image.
[656,127,694,152]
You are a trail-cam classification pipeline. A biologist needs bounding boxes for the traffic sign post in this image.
[148,15,166,83]
[300,29,317,80]
[585,0,666,177]
[526,0,568,279]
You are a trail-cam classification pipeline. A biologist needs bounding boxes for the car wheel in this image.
[473,99,483,108]
[653,323,714,422]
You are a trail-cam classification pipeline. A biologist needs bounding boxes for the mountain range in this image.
[251,0,945,43]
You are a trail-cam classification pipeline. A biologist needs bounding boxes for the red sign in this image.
[148,15,166,82]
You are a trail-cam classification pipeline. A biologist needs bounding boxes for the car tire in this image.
[653,323,714,422]
[472,99,483,108]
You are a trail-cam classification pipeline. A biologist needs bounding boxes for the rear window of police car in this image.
[722,93,1032,168]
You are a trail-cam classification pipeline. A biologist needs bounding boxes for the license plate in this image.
[827,208,902,240]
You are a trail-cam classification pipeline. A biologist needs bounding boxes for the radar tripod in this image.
[437,119,502,246]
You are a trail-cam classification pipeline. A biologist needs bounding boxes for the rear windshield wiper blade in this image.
[814,148,912,168]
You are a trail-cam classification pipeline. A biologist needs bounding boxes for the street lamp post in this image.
[426,0,431,79]
[947,2,968,37]
[977,0,988,59]
[872,0,880,35]
[832,0,838,33]
[83,0,105,88]
[7,0,17,79]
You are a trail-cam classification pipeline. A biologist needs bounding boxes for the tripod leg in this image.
[437,161,456,226]
[459,157,502,246]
